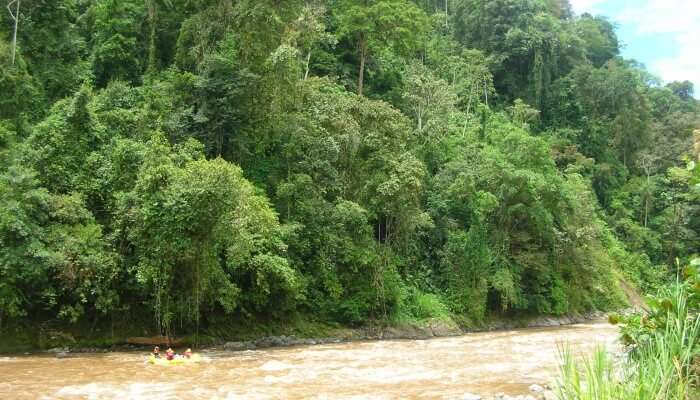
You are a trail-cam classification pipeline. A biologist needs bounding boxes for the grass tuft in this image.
[556,283,699,400]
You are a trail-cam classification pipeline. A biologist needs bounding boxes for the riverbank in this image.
[215,311,608,354]
[1,310,609,355]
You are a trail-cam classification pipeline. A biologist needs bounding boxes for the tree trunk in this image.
[644,173,650,228]
[668,203,680,267]
[304,51,312,80]
[466,81,476,115]
[357,37,367,96]
[644,197,649,228]
[147,2,157,73]
[8,0,20,65]
[286,160,291,219]
[444,0,449,28]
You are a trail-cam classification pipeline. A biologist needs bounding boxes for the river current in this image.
[0,322,619,399]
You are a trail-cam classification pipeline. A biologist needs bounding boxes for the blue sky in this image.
[570,0,700,97]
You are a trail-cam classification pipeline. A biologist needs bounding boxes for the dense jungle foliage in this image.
[1,0,699,339]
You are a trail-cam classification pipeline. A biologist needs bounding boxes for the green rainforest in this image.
[1,0,699,347]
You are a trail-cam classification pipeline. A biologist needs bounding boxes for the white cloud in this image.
[651,31,700,89]
[568,0,606,14]
[617,0,700,35]
[617,0,700,90]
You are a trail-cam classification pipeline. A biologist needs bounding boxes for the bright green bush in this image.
[558,281,699,400]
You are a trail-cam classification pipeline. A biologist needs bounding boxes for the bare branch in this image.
[7,0,16,20]
[7,0,20,65]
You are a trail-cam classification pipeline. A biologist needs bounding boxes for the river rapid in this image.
[0,322,619,400]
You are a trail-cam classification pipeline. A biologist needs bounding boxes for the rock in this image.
[542,391,557,400]
[126,336,183,346]
[252,335,304,348]
[55,351,69,359]
[492,395,536,400]
[223,341,255,351]
[415,326,434,339]
[47,347,69,353]
[430,321,462,337]
[354,328,374,341]
[72,347,103,353]
[380,324,434,340]
[381,327,404,340]
[285,339,298,347]
[529,384,544,393]
[488,320,507,331]
[461,393,481,400]
[284,335,301,346]
[255,337,276,348]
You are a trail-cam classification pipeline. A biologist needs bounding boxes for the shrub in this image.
[557,282,699,400]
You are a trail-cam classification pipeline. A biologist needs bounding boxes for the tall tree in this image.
[287,3,336,80]
[401,60,457,133]
[7,0,19,65]
[336,0,428,95]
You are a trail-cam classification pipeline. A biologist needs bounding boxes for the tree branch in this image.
[8,0,20,65]
[7,0,17,20]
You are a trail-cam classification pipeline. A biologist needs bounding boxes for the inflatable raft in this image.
[148,354,202,366]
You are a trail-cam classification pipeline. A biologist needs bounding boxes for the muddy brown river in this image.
[0,322,619,400]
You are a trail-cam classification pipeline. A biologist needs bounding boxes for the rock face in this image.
[430,321,463,337]
[223,341,256,351]
[381,325,433,340]
[481,311,605,332]
[224,335,326,351]
[220,320,466,352]
[218,311,600,353]
[377,320,462,340]
[126,336,184,346]
[70,347,109,353]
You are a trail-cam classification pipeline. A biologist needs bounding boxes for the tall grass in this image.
[556,284,699,400]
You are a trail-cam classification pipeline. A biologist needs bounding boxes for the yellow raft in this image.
[148,354,202,366]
